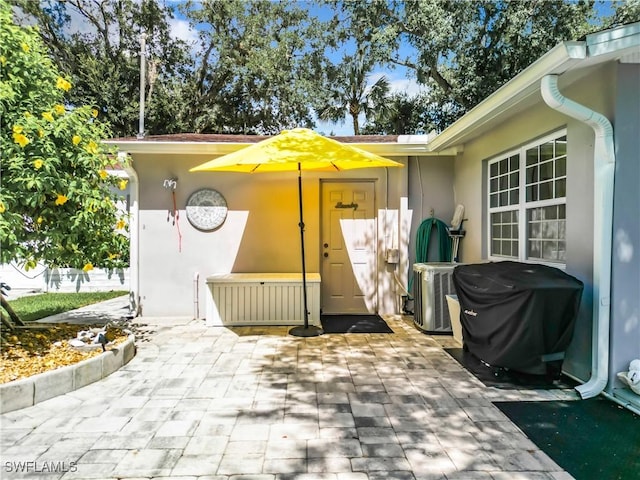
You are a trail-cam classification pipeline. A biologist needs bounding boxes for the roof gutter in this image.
[540,75,615,399]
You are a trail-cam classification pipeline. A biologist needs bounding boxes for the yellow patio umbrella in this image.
[190,128,403,336]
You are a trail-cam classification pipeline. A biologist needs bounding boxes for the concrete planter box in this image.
[0,335,135,414]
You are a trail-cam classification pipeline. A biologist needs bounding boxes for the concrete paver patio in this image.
[0,306,578,479]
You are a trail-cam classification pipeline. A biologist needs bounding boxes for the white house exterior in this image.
[423,22,640,412]
[108,22,639,412]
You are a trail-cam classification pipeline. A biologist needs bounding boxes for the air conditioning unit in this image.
[413,263,461,333]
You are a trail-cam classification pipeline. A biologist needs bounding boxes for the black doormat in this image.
[495,398,640,480]
[445,347,577,390]
[320,314,394,334]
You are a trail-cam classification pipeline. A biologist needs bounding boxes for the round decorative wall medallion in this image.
[185,189,228,231]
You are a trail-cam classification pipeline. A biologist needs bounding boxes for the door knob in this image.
[324,243,329,248]
[323,252,329,258]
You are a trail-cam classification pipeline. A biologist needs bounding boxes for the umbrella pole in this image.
[289,164,323,337]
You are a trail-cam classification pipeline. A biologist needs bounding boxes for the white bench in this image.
[205,273,321,327]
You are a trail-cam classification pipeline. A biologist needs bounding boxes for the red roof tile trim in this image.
[110,133,399,144]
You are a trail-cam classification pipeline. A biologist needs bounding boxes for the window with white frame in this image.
[487,131,567,264]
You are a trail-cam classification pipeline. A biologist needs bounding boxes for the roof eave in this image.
[105,137,456,158]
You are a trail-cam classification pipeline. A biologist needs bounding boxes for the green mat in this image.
[495,398,640,480]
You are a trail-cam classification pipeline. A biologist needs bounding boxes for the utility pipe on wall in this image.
[540,74,615,399]
[193,272,200,320]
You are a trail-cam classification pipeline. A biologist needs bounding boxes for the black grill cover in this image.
[452,261,584,375]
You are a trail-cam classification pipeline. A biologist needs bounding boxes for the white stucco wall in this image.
[610,62,640,401]
[450,64,618,382]
[130,152,416,317]
[407,155,456,265]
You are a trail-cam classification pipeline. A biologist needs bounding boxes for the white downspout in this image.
[540,75,615,399]
[121,152,141,317]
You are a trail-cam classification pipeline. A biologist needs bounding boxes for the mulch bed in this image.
[0,324,128,384]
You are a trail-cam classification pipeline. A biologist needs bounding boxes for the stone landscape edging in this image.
[0,334,135,414]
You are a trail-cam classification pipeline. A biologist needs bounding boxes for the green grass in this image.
[7,291,128,322]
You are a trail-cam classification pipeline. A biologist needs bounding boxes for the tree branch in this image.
[1,295,25,327]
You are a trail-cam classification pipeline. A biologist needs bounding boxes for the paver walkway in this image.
[1,310,578,479]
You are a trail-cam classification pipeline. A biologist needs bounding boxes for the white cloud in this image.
[370,71,426,97]
[168,17,198,45]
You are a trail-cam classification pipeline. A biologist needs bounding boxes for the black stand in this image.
[289,164,323,337]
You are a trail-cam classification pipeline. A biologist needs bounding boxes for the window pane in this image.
[510,155,519,170]
[500,159,508,174]
[526,166,538,184]
[540,141,554,161]
[502,224,511,238]
[544,205,557,220]
[509,172,519,188]
[492,224,501,238]
[542,241,556,260]
[530,221,540,238]
[509,190,519,205]
[559,204,566,218]
[539,181,553,200]
[490,177,499,193]
[540,161,553,181]
[526,185,537,202]
[557,241,566,261]
[492,240,500,255]
[555,136,567,156]
[527,206,566,262]
[500,175,508,190]
[526,147,538,165]
[555,178,566,198]
[490,193,498,207]
[555,157,566,177]
[502,240,511,254]
[500,192,508,206]
[543,221,558,239]
[490,162,499,177]
[528,240,541,258]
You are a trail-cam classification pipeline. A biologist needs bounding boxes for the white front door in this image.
[321,181,377,314]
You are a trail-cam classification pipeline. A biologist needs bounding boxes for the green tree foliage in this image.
[602,0,640,27]
[317,44,391,136]
[337,0,604,131]
[11,0,192,137]
[179,0,327,134]
[0,0,128,271]
[362,92,433,135]
[10,0,639,136]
